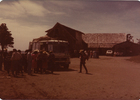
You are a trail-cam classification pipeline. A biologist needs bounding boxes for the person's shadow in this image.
[86,73,92,75]
[44,71,60,75]
[52,73,60,75]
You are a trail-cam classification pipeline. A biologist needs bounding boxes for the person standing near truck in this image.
[4,51,12,76]
[79,50,88,74]
[48,51,55,74]
[37,50,43,74]
[42,51,49,73]
[11,49,21,77]
[27,49,32,75]
[32,50,38,73]
[0,51,2,71]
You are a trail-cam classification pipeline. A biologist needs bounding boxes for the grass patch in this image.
[127,55,140,63]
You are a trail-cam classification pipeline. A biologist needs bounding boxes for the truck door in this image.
[48,44,53,52]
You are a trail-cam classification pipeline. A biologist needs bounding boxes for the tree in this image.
[0,23,14,54]
[126,34,133,42]
[136,38,140,45]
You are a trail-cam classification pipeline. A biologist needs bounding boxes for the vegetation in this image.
[136,38,140,45]
[126,34,133,42]
[0,23,14,53]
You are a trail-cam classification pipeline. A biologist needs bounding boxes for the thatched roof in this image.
[83,33,126,48]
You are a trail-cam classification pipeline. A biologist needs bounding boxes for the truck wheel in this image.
[64,64,69,69]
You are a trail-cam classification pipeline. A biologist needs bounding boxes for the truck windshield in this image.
[53,43,68,53]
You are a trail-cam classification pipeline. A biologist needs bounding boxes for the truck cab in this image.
[29,38,70,69]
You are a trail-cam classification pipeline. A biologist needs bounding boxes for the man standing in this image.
[0,51,2,71]
[37,50,43,74]
[79,50,88,74]
[23,50,28,73]
[27,49,32,75]
[11,49,21,77]
[48,51,55,74]
[4,51,12,76]
[17,50,23,76]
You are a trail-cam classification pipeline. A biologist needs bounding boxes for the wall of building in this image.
[75,32,84,50]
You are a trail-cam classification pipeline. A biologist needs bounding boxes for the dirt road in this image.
[0,56,140,99]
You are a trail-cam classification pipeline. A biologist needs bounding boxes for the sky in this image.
[0,0,140,51]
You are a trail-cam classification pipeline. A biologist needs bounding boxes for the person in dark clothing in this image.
[4,51,12,75]
[37,51,43,73]
[23,50,28,73]
[48,51,55,74]
[42,51,49,73]
[17,50,23,76]
[79,50,88,74]
[27,49,32,75]
[3,49,8,71]
[0,51,3,71]
[32,50,38,73]
[11,49,21,77]
[3,49,8,70]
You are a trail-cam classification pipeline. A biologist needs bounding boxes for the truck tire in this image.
[64,64,69,69]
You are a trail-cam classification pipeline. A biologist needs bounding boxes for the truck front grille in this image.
[55,58,67,61]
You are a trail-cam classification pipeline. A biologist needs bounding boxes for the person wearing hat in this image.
[27,49,32,75]
[17,50,23,76]
[42,51,49,73]
[11,49,22,77]
[48,51,55,74]
[0,50,3,71]
[22,50,28,73]
[32,50,38,73]
[36,50,44,73]
[4,51,12,76]
[79,50,88,74]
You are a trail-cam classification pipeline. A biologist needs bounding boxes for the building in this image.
[45,22,87,51]
[113,41,140,56]
[82,33,126,55]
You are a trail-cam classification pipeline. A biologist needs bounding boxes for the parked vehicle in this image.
[29,39,70,69]
[106,50,113,56]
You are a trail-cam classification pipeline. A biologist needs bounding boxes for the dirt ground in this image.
[0,56,140,99]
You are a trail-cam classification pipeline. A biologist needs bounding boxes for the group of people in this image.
[0,48,93,76]
[90,50,99,58]
[73,49,99,59]
[0,49,55,77]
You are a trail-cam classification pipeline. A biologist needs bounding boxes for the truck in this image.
[29,36,70,69]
